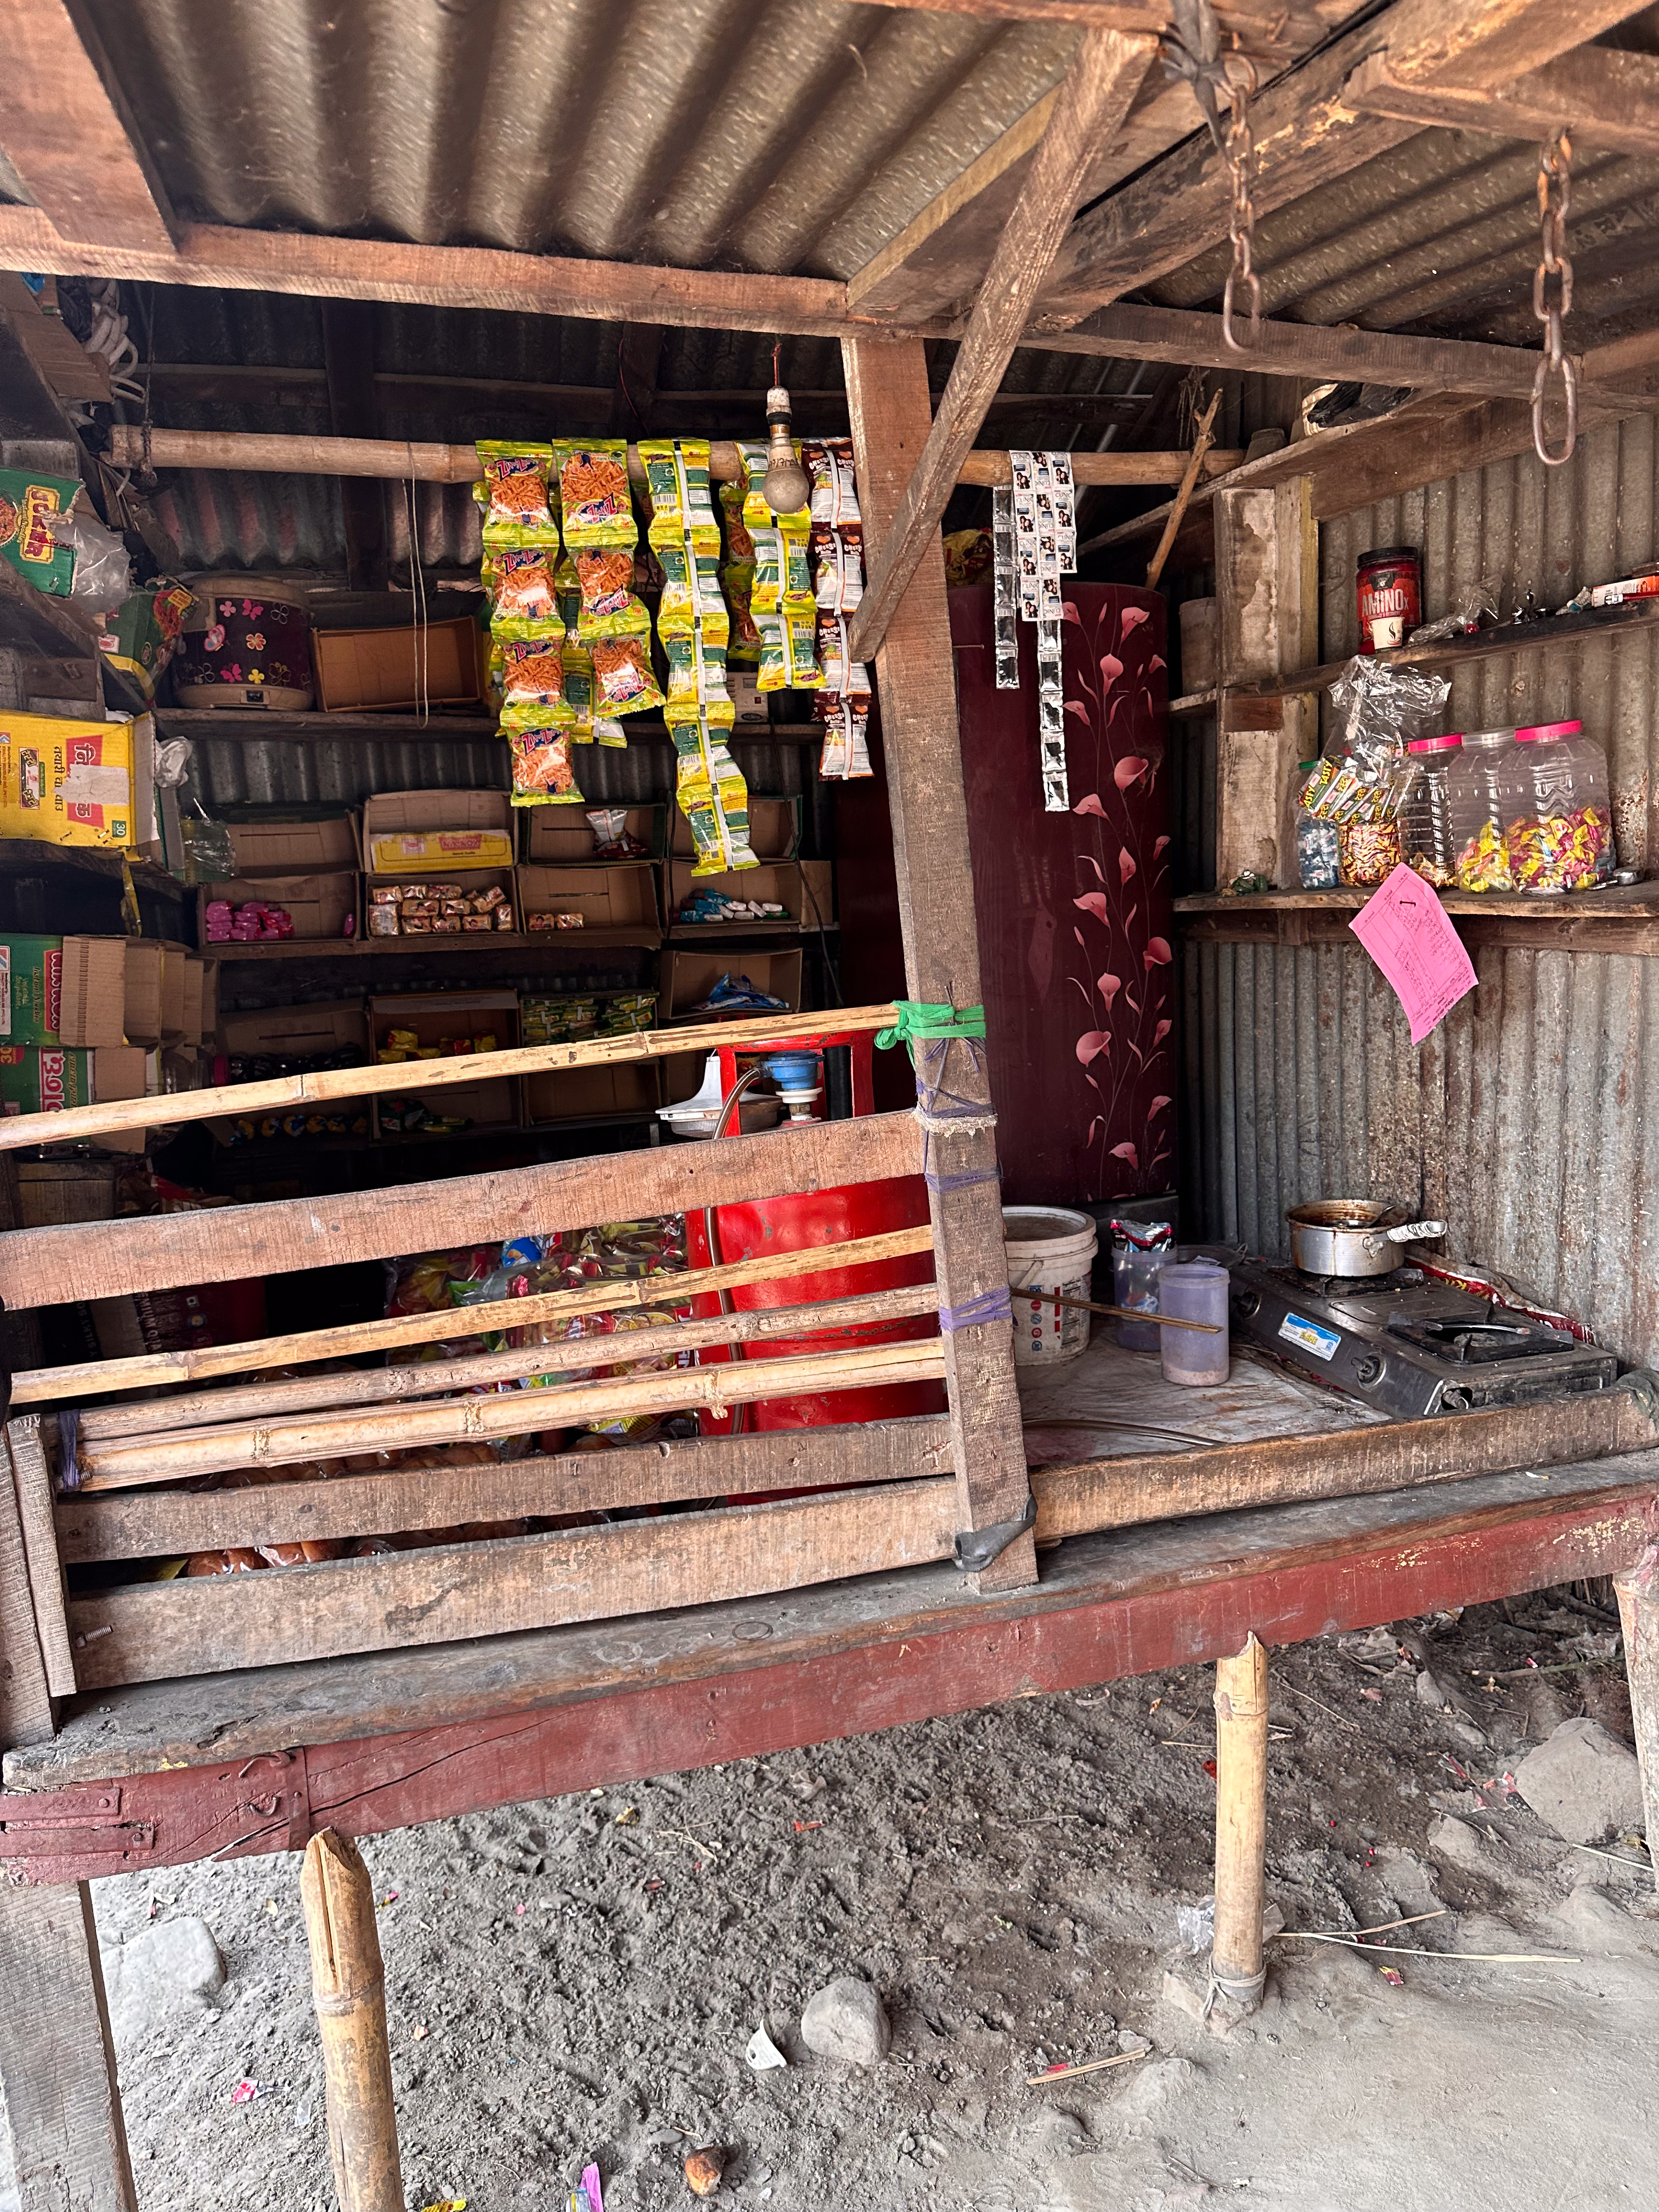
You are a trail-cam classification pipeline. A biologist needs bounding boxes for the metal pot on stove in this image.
[1285,1199,1446,1279]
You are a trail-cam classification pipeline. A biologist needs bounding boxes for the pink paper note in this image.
[1348,865,1477,1042]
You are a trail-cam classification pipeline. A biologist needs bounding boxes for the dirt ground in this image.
[22,1588,1651,2212]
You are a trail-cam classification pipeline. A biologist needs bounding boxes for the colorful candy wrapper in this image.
[477,442,558,546]
[757,610,820,692]
[673,714,758,874]
[812,522,864,612]
[639,437,719,544]
[803,437,861,530]
[750,518,814,618]
[814,613,869,707]
[818,698,872,780]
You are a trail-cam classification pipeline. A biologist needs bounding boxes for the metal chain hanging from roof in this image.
[1163,0,1261,353]
[1531,129,1577,468]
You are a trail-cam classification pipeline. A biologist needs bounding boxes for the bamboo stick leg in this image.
[301,1830,403,2212]
[1210,1630,1269,2013]
[1614,1544,1659,1852]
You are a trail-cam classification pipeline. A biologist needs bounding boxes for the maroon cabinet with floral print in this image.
[952,582,1174,1209]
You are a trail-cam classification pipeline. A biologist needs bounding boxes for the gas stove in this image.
[1228,1259,1619,1419]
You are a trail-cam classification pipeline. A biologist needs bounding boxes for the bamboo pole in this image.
[75,1283,943,1441]
[72,1336,948,1492]
[0,1004,901,1154]
[301,1830,404,2212]
[1146,390,1222,592]
[103,422,1243,495]
[1614,1544,1659,1854]
[15,1224,935,1406]
[1210,1630,1269,2012]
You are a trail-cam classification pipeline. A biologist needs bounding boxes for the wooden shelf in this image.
[667,921,838,942]
[1169,689,1217,719]
[0,839,189,902]
[207,927,661,961]
[1226,597,1659,704]
[1175,881,1659,952]
[1175,882,1659,921]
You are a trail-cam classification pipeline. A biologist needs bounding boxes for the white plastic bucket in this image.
[1003,1205,1098,1367]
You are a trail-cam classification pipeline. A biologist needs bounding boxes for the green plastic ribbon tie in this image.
[873,1000,988,1058]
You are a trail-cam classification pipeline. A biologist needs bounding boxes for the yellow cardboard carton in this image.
[0,711,150,850]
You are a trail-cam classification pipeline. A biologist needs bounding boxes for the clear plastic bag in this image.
[1300,656,1449,824]
[52,511,133,612]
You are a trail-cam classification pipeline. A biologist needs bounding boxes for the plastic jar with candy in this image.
[1511,719,1613,891]
[1338,817,1403,886]
[1398,732,1463,886]
[1447,725,1525,890]
[1295,758,1341,888]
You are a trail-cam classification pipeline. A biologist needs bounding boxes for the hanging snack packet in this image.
[500,634,574,718]
[663,633,732,725]
[812,522,864,612]
[574,547,638,627]
[750,519,814,618]
[738,437,808,532]
[478,442,559,545]
[803,438,861,531]
[590,634,663,716]
[559,444,634,542]
[673,714,758,874]
[490,543,561,629]
[656,538,729,641]
[554,551,582,641]
[639,438,720,544]
[815,612,870,707]
[719,477,755,565]
[819,698,872,781]
[507,721,584,806]
[758,610,821,693]
[562,646,629,748]
[719,478,760,665]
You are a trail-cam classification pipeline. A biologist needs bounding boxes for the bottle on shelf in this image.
[1398,732,1463,887]
[1446,725,1525,891]
[1510,719,1613,891]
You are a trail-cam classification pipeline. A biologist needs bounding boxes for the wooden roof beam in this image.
[1341,44,1659,160]
[0,0,175,253]
[850,24,1159,662]
[1032,0,1658,326]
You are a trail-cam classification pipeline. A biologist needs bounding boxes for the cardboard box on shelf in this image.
[0,710,155,851]
[666,859,831,929]
[362,789,514,877]
[515,864,659,935]
[159,947,188,1041]
[524,1062,661,1124]
[659,947,803,1023]
[364,870,518,939]
[223,809,359,874]
[178,957,206,1047]
[369,991,519,1135]
[198,871,359,944]
[0,1043,146,1115]
[0,935,129,1048]
[216,1002,369,1063]
[670,794,800,863]
[523,803,664,864]
[123,940,165,1046]
[312,616,485,713]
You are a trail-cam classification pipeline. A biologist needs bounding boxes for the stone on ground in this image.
[800,1977,890,2065]
[1513,1718,1644,1843]
[101,1916,225,2039]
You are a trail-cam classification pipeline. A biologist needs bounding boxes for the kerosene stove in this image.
[1228,1259,1619,1419]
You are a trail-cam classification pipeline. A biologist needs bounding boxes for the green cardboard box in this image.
[0,1044,145,1115]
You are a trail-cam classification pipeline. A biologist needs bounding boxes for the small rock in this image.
[800,1977,890,2066]
[1427,1813,1487,1869]
[101,1917,224,2040]
[684,2145,724,2197]
[1513,1717,1645,1843]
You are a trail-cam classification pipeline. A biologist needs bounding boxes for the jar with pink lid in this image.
[1398,732,1463,886]
[1510,719,1613,891]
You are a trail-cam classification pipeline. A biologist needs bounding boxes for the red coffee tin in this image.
[1356,545,1421,653]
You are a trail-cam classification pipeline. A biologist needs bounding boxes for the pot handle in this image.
[1385,1219,1446,1244]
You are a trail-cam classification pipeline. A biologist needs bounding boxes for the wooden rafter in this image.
[1034,0,1658,325]
[1341,44,1659,159]
[850,24,1158,661]
[0,0,174,253]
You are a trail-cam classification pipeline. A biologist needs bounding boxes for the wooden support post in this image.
[0,1880,138,2212]
[1214,479,1318,890]
[301,1829,404,2212]
[1211,1631,1269,2013]
[843,332,1035,1594]
[1614,1545,1659,1854]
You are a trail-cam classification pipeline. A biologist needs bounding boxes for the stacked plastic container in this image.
[1447,725,1527,890]
[1398,732,1463,886]
[1510,719,1613,890]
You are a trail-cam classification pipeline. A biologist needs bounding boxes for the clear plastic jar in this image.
[1447,725,1525,890]
[1398,732,1463,886]
[1511,719,1613,891]
[1295,757,1340,888]
[1338,817,1402,887]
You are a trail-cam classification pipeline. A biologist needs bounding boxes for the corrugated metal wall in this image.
[1183,421,1659,1364]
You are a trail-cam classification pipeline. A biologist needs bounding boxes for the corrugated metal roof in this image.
[75,0,1077,280]
[1181,935,1659,1367]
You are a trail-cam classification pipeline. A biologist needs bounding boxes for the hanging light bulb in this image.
[760,344,810,516]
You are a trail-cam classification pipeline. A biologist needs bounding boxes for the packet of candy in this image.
[507,722,584,806]
[477,442,558,545]
[500,635,574,718]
